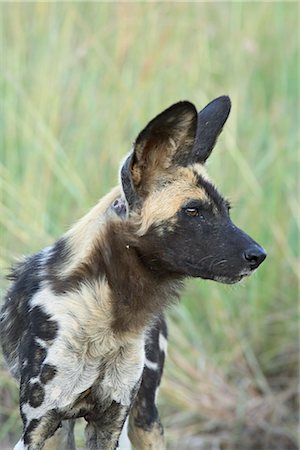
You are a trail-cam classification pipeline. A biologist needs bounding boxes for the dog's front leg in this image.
[85,401,129,450]
[14,411,61,450]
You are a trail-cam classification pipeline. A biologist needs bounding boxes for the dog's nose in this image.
[243,245,267,269]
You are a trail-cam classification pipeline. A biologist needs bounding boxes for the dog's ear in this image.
[120,101,197,206]
[191,96,231,164]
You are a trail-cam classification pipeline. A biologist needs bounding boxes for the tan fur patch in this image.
[137,165,209,236]
[60,186,121,277]
[42,426,69,450]
[192,162,211,181]
[129,413,165,450]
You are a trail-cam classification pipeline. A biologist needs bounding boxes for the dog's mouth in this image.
[186,262,253,284]
[200,272,251,285]
[210,271,251,284]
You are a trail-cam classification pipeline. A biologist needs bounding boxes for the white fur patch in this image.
[159,332,168,355]
[102,337,145,406]
[35,337,47,348]
[117,416,132,450]
[26,280,145,417]
[61,187,121,278]
[145,357,158,371]
[14,439,26,450]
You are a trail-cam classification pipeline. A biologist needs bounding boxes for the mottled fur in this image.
[0,97,266,450]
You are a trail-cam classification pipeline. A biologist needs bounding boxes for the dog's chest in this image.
[58,339,145,420]
[25,284,145,420]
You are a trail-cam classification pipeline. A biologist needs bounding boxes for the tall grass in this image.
[0,3,298,449]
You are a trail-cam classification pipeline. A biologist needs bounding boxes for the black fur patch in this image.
[46,238,79,294]
[47,237,71,269]
[145,316,166,381]
[0,252,45,375]
[28,382,45,408]
[131,316,167,430]
[25,342,47,378]
[6,252,44,296]
[23,419,40,445]
[20,409,27,427]
[40,364,57,384]
[120,154,137,208]
[30,306,58,341]
[23,411,61,446]
[195,174,228,213]
[20,382,29,404]
[192,95,231,163]
[47,237,107,295]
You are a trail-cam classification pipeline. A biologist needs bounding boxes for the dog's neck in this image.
[100,219,183,333]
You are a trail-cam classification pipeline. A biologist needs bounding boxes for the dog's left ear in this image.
[120,101,197,207]
[191,95,231,164]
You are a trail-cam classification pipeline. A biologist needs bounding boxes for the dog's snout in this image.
[243,245,267,269]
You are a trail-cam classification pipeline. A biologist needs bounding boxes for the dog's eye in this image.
[182,200,207,219]
[185,207,199,217]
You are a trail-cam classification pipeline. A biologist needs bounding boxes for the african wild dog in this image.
[0,96,266,450]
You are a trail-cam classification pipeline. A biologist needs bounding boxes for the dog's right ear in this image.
[191,96,231,164]
[120,101,197,207]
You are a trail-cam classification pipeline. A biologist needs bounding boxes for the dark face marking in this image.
[40,364,57,385]
[28,382,45,408]
[136,175,266,283]
[30,306,58,341]
[194,173,229,213]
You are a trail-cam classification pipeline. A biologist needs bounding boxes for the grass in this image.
[0,3,298,449]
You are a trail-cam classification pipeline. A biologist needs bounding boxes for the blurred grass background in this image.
[0,3,298,450]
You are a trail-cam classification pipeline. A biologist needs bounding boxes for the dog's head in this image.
[120,97,266,284]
